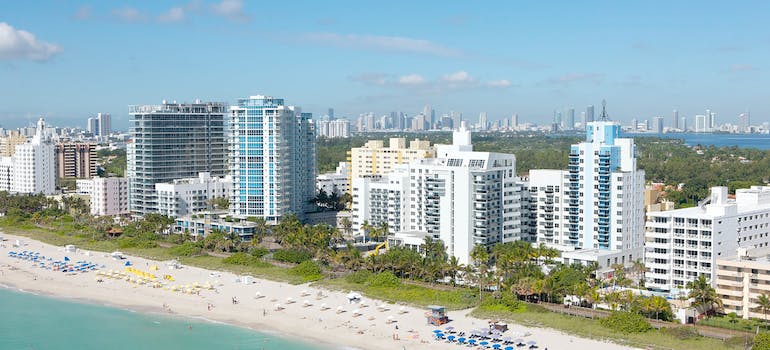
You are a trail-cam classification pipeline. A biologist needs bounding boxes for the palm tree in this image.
[360,220,372,244]
[470,245,489,301]
[339,216,353,240]
[687,275,723,314]
[757,293,770,328]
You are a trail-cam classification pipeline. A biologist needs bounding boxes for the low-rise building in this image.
[645,186,770,293]
[317,162,350,196]
[173,211,256,240]
[91,177,128,216]
[155,172,231,218]
[716,248,770,319]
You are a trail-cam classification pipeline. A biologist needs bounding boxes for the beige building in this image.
[0,131,27,157]
[716,249,770,319]
[55,143,98,179]
[347,138,434,191]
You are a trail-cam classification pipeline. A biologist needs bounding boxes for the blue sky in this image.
[0,1,767,130]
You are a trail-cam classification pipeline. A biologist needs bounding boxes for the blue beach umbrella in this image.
[64,256,70,261]
[468,339,477,345]
[504,347,513,350]
[457,337,466,344]
[433,329,443,333]
[493,344,502,349]
[480,341,489,347]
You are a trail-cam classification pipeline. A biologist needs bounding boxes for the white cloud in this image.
[112,7,148,22]
[350,70,510,90]
[397,74,426,86]
[299,32,462,57]
[159,7,186,23]
[210,0,249,21]
[0,22,62,62]
[73,6,91,20]
[485,79,512,88]
[441,70,474,83]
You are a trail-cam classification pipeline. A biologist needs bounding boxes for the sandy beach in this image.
[0,233,634,350]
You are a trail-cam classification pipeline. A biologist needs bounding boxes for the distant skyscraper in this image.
[328,108,334,119]
[565,108,575,130]
[478,112,488,131]
[672,109,679,130]
[87,117,98,135]
[229,95,316,223]
[695,115,707,133]
[653,116,664,133]
[586,105,595,123]
[739,112,751,133]
[554,110,562,126]
[630,117,637,131]
[97,113,111,137]
[680,116,688,131]
[511,113,519,128]
[127,100,227,217]
[451,111,462,130]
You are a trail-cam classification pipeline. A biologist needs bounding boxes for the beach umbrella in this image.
[433,329,443,333]
[64,256,70,261]
[479,341,489,347]
[457,337,466,344]
[514,339,524,344]
[527,340,537,345]
[492,344,501,349]
[504,347,513,350]
[468,339,477,345]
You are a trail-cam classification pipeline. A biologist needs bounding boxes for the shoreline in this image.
[0,281,337,349]
[0,233,634,350]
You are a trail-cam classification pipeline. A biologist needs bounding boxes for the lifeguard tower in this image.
[426,305,448,326]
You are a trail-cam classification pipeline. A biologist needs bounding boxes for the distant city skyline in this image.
[1,1,768,129]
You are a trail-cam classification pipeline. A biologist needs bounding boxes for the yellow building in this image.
[0,131,27,157]
[716,249,770,319]
[347,138,434,192]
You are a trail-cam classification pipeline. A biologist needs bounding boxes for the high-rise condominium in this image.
[672,109,679,130]
[127,100,227,217]
[586,105,595,123]
[87,113,111,137]
[228,95,316,224]
[528,107,645,269]
[0,118,56,195]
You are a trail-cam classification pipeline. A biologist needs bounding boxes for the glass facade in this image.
[127,102,227,216]
[228,96,316,224]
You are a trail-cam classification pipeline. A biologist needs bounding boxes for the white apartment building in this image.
[645,186,770,293]
[526,117,646,271]
[348,137,435,192]
[316,118,351,138]
[351,167,410,236]
[352,124,522,265]
[76,179,93,195]
[0,118,56,195]
[90,177,128,216]
[317,162,350,196]
[155,172,231,218]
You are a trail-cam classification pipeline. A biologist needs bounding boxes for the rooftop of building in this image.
[649,186,770,218]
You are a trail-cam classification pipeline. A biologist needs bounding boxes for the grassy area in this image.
[699,315,768,333]
[471,306,746,350]
[315,277,478,310]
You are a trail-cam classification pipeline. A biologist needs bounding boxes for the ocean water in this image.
[625,132,770,150]
[0,287,325,350]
